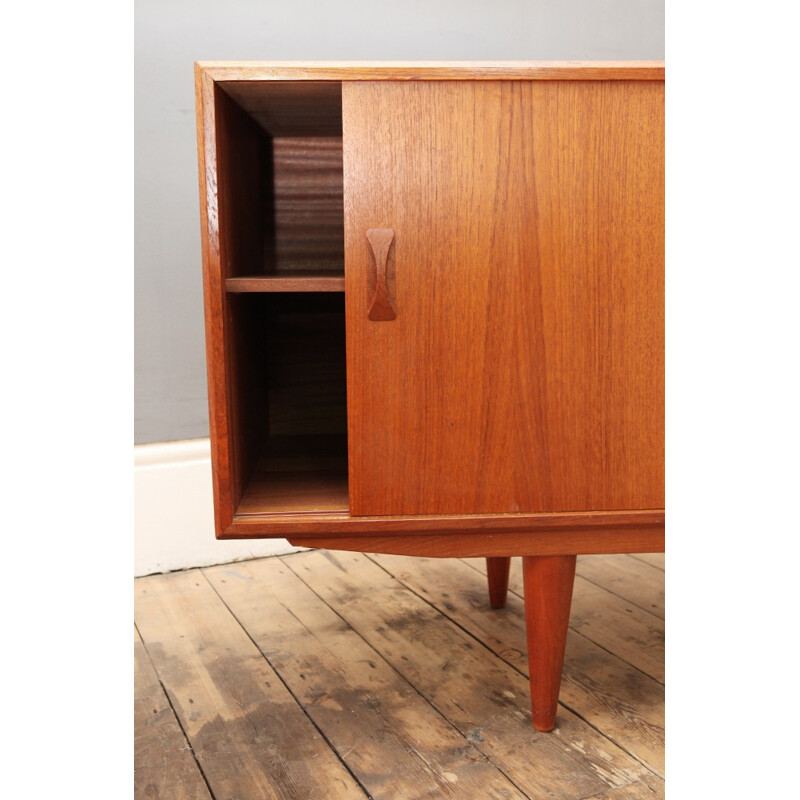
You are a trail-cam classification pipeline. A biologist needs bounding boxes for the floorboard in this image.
[472,557,665,683]
[134,630,212,800]
[284,550,650,798]
[576,555,665,619]
[135,570,366,799]
[135,551,665,799]
[629,553,665,571]
[204,557,527,800]
[378,555,664,776]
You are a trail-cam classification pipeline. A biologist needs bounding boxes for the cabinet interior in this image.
[216,81,344,290]
[215,82,349,515]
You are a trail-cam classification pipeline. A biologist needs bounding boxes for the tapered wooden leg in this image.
[486,557,511,608]
[522,555,577,731]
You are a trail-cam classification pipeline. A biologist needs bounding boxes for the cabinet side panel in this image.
[198,74,268,532]
[197,70,236,533]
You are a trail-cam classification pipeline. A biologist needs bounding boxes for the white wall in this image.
[135,0,665,444]
[134,439,302,576]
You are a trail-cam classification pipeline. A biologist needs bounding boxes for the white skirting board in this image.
[134,438,303,576]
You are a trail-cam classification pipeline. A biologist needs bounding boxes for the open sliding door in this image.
[343,80,664,517]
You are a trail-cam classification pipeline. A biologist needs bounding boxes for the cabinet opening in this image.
[216,81,344,292]
[229,292,349,516]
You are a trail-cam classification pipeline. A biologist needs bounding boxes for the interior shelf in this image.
[236,434,348,516]
[226,271,344,293]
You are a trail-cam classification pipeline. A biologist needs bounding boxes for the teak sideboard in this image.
[195,61,665,732]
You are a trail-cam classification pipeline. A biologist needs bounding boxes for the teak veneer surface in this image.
[200,61,664,82]
[225,273,345,292]
[221,80,342,136]
[219,507,663,553]
[237,447,349,515]
[196,60,664,543]
[266,136,344,274]
[344,80,664,516]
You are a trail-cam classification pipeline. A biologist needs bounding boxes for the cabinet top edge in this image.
[195,61,665,82]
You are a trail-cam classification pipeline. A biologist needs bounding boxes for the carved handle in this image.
[366,228,396,321]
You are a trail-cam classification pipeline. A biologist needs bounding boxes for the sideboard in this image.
[195,61,665,731]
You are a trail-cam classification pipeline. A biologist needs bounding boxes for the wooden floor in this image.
[135,551,664,799]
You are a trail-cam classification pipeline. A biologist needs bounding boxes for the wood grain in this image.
[199,66,664,545]
[237,435,348,515]
[135,631,211,800]
[237,467,349,515]
[267,137,344,274]
[199,62,665,83]
[366,228,396,321]
[221,294,348,516]
[284,549,651,797]
[286,529,663,556]
[343,80,664,516]
[194,64,666,757]
[527,80,664,512]
[569,577,665,683]
[562,634,665,778]
[204,558,528,800]
[583,777,665,799]
[215,92,274,515]
[228,509,663,546]
[522,555,577,730]
[197,73,347,536]
[631,553,665,571]
[220,81,342,136]
[372,553,665,775]
[576,554,665,618]
[196,66,232,533]
[485,557,511,608]
[225,273,345,292]
[134,570,365,799]
[134,548,665,797]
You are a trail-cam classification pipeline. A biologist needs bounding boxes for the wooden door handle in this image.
[366,228,396,321]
